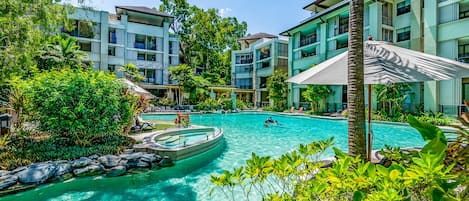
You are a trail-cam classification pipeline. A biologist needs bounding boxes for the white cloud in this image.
[218,8,232,17]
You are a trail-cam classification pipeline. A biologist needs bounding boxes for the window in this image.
[336,40,348,49]
[147,36,156,50]
[108,47,116,56]
[337,15,349,35]
[137,53,145,60]
[260,77,268,88]
[135,35,146,49]
[78,41,91,52]
[109,28,116,44]
[382,2,393,26]
[259,48,271,60]
[78,21,94,38]
[460,2,469,20]
[169,41,178,55]
[300,32,317,47]
[108,65,115,72]
[278,58,288,68]
[382,28,394,42]
[459,43,469,63]
[236,54,253,64]
[397,27,411,42]
[278,43,288,57]
[147,53,156,61]
[397,0,411,16]
[235,78,252,89]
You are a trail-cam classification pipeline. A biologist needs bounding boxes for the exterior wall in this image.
[232,38,288,106]
[284,0,469,115]
[66,7,178,87]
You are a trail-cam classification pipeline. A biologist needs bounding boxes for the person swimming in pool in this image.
[264,120,270,127]
[266,117,274,123]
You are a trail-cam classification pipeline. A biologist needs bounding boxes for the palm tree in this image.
[37,34,88,70]
[347,0,367,160]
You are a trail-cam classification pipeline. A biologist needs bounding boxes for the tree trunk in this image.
[347,0,367,160]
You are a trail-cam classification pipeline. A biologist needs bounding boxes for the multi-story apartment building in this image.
[281,0,469,115]
[65,6,179,95]
[231,33,289,107]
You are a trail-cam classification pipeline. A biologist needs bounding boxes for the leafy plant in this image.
[301,85,332,114]
[19,69,136,146]
[266,71,288,111]
[120,63,144,82]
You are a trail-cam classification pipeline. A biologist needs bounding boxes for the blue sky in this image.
[72,0,313,35]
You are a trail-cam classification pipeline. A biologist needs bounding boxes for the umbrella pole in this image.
[367,84,373,161]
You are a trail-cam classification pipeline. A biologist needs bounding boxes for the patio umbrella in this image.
[286,40,469,160]
[120,78,156,100]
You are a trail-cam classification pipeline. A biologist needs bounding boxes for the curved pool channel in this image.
[1,113,425,201]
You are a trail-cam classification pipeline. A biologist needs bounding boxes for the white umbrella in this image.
[287,41,469,160]
[120,78,156,99]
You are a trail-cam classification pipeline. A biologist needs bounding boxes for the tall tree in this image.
[159,0,247,84]
[37,34,89,71]
[347,0,367,159]
[0,0,71,100]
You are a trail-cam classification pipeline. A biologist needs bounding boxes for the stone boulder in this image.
[73,165,104,177]
[140,153,157,163]
[0,175,18,190]
[158,156,174,167]
[88,154,99,160]
[16,162,57,184]
[120,152,143,162]
[127,160,150,169]
[98,155,121,168]
[0,170,10,177]
[106,166,126,177]
[72,157,93,169]
[54,162,72,177]
[9,167,26,175]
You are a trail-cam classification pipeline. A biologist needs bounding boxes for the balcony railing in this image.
[236,59,253,64]
[299,35,318,47]
[460,10,469,20]
[440,104,467,116]
[259,53,271,60]
[235,65,253,73]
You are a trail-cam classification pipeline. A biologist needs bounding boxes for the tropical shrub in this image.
[302,85,332,114]
[19,69,136,146]
[415,112,456,126]
[210,116,467,200]
[37,34,89,71]
[158,97,176,106]
[120,63,144,82]
[197,98,220,111]
[266,71,288,111]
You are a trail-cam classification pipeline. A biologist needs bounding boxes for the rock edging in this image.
[0,149,173,197]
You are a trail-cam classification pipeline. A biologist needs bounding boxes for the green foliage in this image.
[415,112,456,126]
[0,132,134,170]
[211,117,467,200]
[158,98,176,106]
[267,71,288,111]
[37,34,89,71]
[235,99,253,110]
[120,63,144,82]
[197,98,220,111]
[159,0,247,84]
[0,0,72,100]
[19,69,136,146]
[302,85,332,114]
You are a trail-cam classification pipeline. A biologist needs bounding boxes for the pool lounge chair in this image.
[131,116,156,132]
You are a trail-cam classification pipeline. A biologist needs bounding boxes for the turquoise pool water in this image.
[155,132,212,147]
[1,113,424,201]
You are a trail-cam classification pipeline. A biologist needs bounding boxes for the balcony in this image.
[336,24,348,36]
[460,10,469,20]
[259,53,271,60]
[236,59,253,64]
[235,65,253,73]
[299,34,318,47]
[459,53,469,63]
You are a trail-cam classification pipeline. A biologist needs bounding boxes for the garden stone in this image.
[54,162,72,177]
[140,153,157,163]
[0,170,10,177]
[9,167,26,175]
[127,160,150,169]
[120,152,143,162]
[88,154,99,160]
[123,149,134,154]
[154,155,163,163]
[16,162,57,184]
[73,165,104,177]
[106,166,126,177]
[0,175,18,190]
[72,157,92,169]
[98,155,121,168]
[118,159,128,167]
[158,156,174,167]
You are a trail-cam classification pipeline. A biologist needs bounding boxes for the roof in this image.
[239,32,278,41]
[303,0,322,10]
[115,6,174,18]
[280,0,349,36]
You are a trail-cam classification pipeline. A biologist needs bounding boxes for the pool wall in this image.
[134,127,224,161]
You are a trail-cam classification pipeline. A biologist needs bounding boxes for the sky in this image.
[71,0,313,35]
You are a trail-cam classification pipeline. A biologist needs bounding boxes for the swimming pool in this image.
[1,113,424,201]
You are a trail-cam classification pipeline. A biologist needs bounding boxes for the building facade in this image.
[281,0,469,115]
[231,33,289,107]
[65,6,179,93]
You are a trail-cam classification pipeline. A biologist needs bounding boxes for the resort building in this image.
[281,0,469,115]
[231,33,289,107]
[64,6,179,96]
